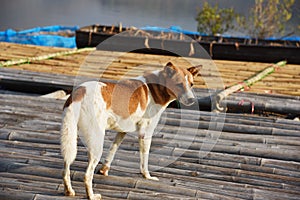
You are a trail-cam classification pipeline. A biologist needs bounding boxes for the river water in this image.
[1,0,299,36]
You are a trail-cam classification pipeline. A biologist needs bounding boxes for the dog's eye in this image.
[190,83,194,87]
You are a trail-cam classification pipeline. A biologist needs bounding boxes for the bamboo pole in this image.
[3,66,299,116]
[2,93,300,138]
[0,47,96,67]
[0,190,36,200]
[3,130,300,176]
[162,109,300,132]
[3,140,300,190]
[214,61,287,112]
[1,134,298,198]
[194,88,300,115]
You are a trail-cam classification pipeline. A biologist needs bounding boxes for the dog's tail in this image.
[60,99,82,166]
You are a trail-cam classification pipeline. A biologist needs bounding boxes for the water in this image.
[1,0,299,36]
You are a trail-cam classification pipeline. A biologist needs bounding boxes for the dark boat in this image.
[76,24,300,64]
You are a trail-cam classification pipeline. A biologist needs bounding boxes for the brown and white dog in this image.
[60,62,201,199]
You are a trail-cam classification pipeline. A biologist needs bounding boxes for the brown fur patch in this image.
[145,72,171,106]
[145,63,199,106]
[101,80,148,118]
[63,86,86,109]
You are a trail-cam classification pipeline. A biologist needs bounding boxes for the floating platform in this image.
[76,25,300,64]
[0,42,300,199]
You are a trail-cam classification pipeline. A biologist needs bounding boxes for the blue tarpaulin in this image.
[0,25,78,48]
[140,25,201,36]
[1,25,299,48]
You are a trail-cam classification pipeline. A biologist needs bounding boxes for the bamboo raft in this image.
[0,93,300,200]
[75,24,300,64]
[0,42,300,199]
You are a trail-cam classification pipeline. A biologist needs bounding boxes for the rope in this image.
[238,99,255,114]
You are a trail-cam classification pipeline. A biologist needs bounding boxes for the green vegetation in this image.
[195,2,241,35]
[195,0,295,38]
[244,0,295,38]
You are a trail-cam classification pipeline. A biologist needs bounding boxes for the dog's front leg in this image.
[139,134,159,181]
[100,132,126,176]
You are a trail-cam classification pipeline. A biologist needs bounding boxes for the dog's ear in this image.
[164,62,176,77]
[187,65,202,77]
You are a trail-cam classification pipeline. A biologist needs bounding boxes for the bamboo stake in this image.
[0,47,96,67]
[214,61,287,112]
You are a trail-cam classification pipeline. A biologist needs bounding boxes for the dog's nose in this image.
[180,97,196,106]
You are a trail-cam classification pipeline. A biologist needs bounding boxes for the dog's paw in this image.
[143,173,159,181]
[89,193,102,200]
[99,164,110,176]
[65,188,75,196]
[146,176,159,181]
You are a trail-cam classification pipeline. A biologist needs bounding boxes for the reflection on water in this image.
[0,0,299,36]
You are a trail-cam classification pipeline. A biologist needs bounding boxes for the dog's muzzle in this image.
[179,96,196,106]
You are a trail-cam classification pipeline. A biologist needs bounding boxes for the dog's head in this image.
[163,62,201,106]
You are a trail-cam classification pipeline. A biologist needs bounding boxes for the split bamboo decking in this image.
[0,42,300,199]
[0,42,300,96]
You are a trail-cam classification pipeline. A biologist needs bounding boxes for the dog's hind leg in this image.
[82,128,105,200]
[99,132,126,176]
[85,147,103,200]
[61,102,81,196]
[62,162,75,196]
